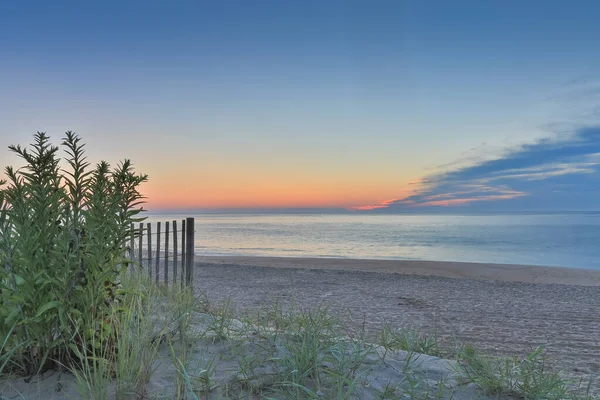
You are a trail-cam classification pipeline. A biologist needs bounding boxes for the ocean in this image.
[144,212,600,270]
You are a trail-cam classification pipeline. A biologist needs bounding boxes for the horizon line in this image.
[144,207,600,215]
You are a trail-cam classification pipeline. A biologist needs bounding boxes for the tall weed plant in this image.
[0,132,147,375]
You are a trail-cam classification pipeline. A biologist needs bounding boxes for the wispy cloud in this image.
[351,197,406,211]
[354,126,600,211]
[352,78,600,212]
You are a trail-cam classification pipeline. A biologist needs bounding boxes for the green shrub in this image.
[0,131,147,375]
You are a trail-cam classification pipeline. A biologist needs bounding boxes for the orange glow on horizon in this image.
[349,197,408,211]
[142,179,415,210]
[347,192,527,211]
[134,149,423,211]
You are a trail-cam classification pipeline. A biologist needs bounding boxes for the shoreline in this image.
[195,255,600,286]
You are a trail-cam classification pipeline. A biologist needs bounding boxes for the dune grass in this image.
[455,344,597,400]
[1,268,598,399]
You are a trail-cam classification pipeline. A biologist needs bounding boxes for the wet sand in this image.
[196,256,600,286]
[193,256,600,392]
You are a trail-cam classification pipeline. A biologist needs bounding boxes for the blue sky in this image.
[1,1,600,211]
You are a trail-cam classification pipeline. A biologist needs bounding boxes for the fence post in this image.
[173,220,178,286]
[181,219,186,289]
[147,223,152,279]
[155,222,161,284]
[125,223,134,274]
[185,217,194,288]
[164,221,170,285]
[129,223,134,260]
[138,222,143,267]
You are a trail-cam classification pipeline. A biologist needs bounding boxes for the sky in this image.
[2,1,600,212]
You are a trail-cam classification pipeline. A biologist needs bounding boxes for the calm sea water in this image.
[144,213,600,270]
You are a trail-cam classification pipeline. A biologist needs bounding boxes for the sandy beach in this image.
[197,256,600,285]
[5,256,600,398]
[194,256,600,392]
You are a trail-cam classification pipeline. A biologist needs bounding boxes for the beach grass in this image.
[1,268,598,399]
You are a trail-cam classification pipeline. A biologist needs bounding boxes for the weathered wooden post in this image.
[155,221,161,284]
[147,222,152,279]
[173,220,178,286]
[185,217,194,288]
[129,223,135,261]
[164,221,170,285]
[181,219,186,289]
[138,222,143,267]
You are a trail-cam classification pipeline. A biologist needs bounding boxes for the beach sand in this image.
[197,256,600,286]
[194,256,600,392]
[5,257,600,398]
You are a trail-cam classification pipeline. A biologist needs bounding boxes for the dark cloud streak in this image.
[356,126,600,212]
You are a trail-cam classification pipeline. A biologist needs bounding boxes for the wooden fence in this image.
[129,217,195,288]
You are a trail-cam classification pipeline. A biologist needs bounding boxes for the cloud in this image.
[355,126,600,211]
[352,197,405,211]
[352,78,600,212]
